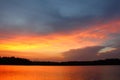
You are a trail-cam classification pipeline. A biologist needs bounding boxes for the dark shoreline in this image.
[0,57,120,66]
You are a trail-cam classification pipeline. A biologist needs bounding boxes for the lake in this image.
[0,65,120,80]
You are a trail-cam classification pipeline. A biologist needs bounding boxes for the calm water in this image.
[0,65,120,80]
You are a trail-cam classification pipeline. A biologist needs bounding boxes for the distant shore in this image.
[0,57,120,66]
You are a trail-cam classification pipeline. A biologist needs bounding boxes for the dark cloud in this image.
[63,46,120,61]
[0,0,120,35]
[100,48,120,59]
[62,46,104,61]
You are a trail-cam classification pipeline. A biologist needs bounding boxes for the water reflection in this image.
[0,66,120,80]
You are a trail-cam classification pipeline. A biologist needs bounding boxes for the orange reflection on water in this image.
[0,65,100,80]
[0,65,120,80]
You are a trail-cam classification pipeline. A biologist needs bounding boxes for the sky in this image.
[0,0,120,61]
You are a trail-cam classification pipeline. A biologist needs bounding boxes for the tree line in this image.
[0,56,120,65]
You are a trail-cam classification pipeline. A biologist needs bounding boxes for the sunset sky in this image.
[0,0,120,61]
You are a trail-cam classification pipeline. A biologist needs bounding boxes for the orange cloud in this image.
[0,19,120,60]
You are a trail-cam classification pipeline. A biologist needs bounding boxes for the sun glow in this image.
[0,31,100,53]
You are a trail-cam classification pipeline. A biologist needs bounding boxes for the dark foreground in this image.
[0,57,120,65]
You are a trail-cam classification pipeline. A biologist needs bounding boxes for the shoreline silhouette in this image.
[0,56,120,66]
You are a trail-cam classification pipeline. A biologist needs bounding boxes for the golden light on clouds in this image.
[0,19,120,60]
